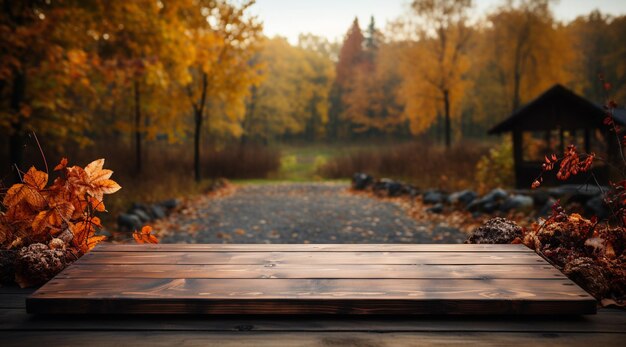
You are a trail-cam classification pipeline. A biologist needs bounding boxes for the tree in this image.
[484,0,573,112]
[328,18,364,140]
[0,0,96,182]
[399,0,473,148]
[567,12,626,103]
[92,0,177,175]
[242,36,333,142]
[342,19,405,136]
[178,0,262,182]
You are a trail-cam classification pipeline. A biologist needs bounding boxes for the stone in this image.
[118,213,142,232]
[447,190,478,206]
[465,217,523,244]
[548,184,604,198]
[481,201,499,214]
[467,188,509,213]
[483,188,509,202]
[529,190,551,207]
[160,198,180,210]
[407,186,420,199]
[500,194,534,213]
[132,202,158,219]
[352,173,374,190]
[372,178,407,197]
[150,204,167,219]
[539,197,557,216]
[385,181,406,197]
[422,190,446,205]
[426,203,444,214]
[129,208,152,223]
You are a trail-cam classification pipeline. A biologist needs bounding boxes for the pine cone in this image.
[14,243,69,288]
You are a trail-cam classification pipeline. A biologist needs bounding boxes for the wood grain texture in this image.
[27,244,597,315]
[57,264,567,279]
[93,243,534,252]
[3,331,626,347]
[2,304,624,332]
[3,287,621,346]
[77,251,543,265]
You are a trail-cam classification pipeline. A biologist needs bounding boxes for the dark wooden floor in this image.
[2,286,626,346]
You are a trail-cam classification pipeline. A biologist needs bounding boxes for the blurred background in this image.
[1,0,626,224]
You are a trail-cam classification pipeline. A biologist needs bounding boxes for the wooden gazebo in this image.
[488,84,625,188]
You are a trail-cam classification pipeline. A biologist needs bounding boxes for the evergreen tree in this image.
[328,18,364,139]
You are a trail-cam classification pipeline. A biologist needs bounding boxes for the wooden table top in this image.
[26,243,596,315]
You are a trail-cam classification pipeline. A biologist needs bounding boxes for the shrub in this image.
[318,140,489,191]
[475,138,514,194]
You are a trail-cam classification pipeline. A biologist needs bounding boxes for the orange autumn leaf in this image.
[83,159,121,202]
[88,196,106,212]
[3,183,46,209]
[86,235,107,251]
[133,225,159,244]
[23,166,48,189]
[71,217,106,253]
[54,157,68,171]
[31,201,74,236]
[1,157,119,252]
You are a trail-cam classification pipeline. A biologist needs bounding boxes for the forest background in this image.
[2,0,626,221]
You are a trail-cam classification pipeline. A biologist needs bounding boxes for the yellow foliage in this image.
[475,138,515,194]
[398,0,472,136]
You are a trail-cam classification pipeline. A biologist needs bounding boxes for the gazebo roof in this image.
[488,84,626,134]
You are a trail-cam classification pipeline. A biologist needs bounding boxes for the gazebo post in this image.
[584,128,591,153]
[513,130,523,187]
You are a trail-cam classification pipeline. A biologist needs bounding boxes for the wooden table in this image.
[27,244,596,315]
[2,244,625,346]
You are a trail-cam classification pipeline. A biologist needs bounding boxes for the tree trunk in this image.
[512,70,521,112]
[134,80,142,174]
[193,110,202,182]
[9,71,26,183]
[188,72,209,183]
[443,89,451,149]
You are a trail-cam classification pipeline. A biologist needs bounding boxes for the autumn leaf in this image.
[3,183,46,210]
[71,217,105,253]
[86,235,107,251]
[133,225,159,244]
[23,166,48,189]
[84,159,121,202]
[54,157,68,171]
[30,201,75,236]
[89,196,106,211]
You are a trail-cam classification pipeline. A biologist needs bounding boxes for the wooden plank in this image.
[27,277,595,314]
[2,331,625,347]
[57,264,568,279]
[28,278,593,300]
[0,287,35,295]
[3,307,625,333]
[26,244,596,315]
[0,295,26,309]
[25,298,596,315]
[78,251,543,265]
[94,243,534,253]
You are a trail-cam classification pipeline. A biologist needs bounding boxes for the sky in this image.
[252,0,626,44]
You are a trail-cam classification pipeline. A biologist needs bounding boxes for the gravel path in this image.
[156,183,467,244]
